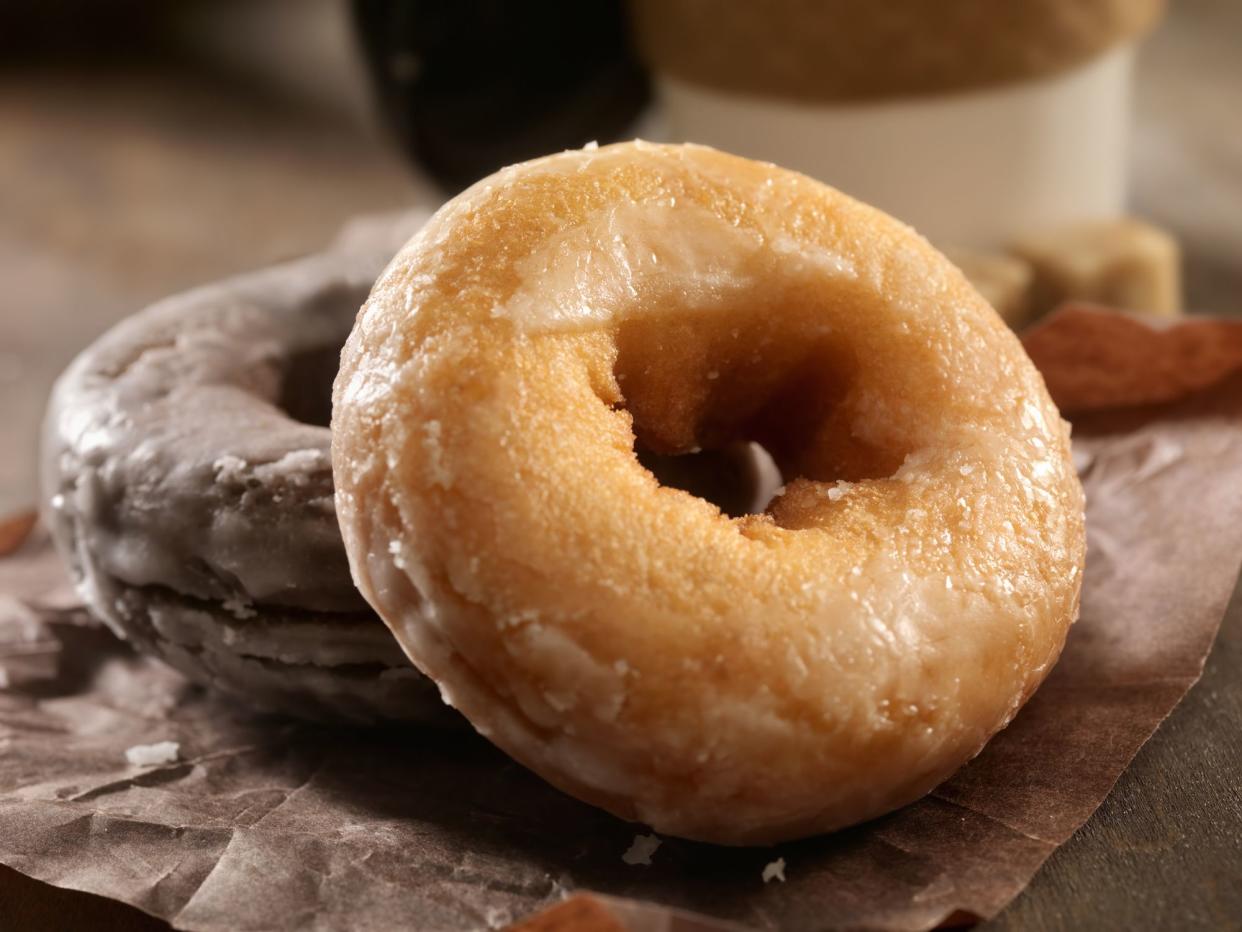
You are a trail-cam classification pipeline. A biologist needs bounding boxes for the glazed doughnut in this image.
[42,213,446,723]
[332,142,1086,843]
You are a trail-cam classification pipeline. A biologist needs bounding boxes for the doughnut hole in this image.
[635,441,780,518]
[612,306,913,526]
[279,342,345,428]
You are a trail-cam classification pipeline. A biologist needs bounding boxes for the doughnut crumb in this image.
[622,833,661,866]
[124,741,180,767]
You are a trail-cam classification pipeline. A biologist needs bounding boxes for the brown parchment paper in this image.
[3,304,1242,932]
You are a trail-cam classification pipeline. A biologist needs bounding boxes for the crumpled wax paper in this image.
[3,304,1242,932]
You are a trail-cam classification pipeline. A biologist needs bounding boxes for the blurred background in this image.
[2,0,1240,517]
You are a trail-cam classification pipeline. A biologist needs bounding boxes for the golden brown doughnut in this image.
[331,141,1086,844]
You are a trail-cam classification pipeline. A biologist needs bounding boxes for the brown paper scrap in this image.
[0,512,36,558]
[2,305,1242,931]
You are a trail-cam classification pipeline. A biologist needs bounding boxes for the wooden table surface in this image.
[1,2,1239,929]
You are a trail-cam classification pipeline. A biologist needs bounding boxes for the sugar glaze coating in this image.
[43,215,444,722]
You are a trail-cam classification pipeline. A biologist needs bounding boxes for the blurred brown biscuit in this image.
[630,0,1164,101]
[1012,218,1182,319]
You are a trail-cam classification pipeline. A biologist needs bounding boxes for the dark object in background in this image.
[353,0,649,192]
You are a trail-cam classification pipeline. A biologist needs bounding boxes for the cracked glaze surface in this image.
[42,213,443,721]
[332,142,1086,842]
